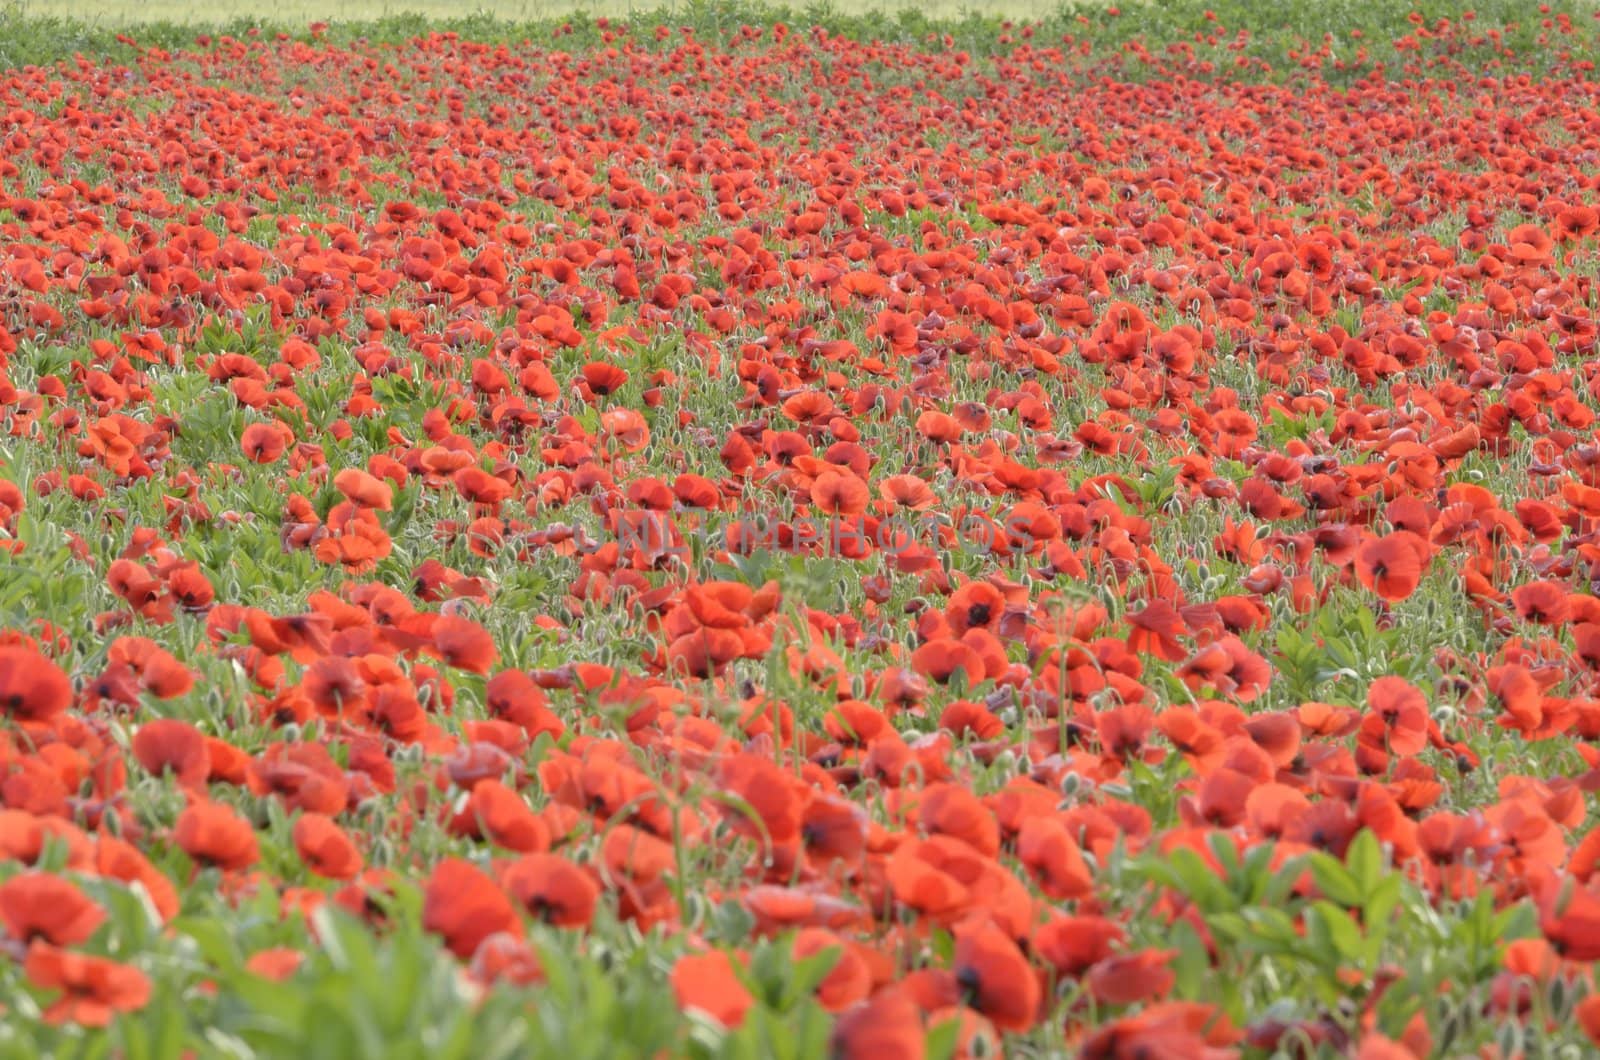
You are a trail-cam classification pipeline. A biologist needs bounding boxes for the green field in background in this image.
[4,0,1062,26]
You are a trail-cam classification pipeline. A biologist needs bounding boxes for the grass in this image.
[0,0,1594,86]
[4,0,1065,26]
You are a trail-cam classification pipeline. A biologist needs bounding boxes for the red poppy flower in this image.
[293,812,363,880]
[1578,994,1600,1049]
[0,645,73,720]
[175,799,259,871]
[1080,1002,1240,1059]
[96,836,180,923]
[131,718,210,788]
[917,782,1000,857]
[431,614,497,674]
[0,872,105,946]
[245,948,305,981]
[240,421,292,463]
[422,858,521,960]
[1016,816,1094,900]
[24,942,151,1026]
[580,362,629,398]
[1085,948,1177,1006]
[500,854,599,928]
[1354,531,1430,602]
[792,928,872,1011]
[952,917,1041,1032]
[1366,676,1430,758]
[670,950,753,1028]
[830,988,925,1060]
[910,639,988,687]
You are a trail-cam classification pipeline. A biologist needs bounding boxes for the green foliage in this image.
[3,0,1597,79]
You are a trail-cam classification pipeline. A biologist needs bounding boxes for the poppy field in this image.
[4,2,1600,1056]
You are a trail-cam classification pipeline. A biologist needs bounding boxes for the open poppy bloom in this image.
[1354,531,1430,602]
[0,645,74,721]
[24,942,151,1026]
[830,988,926,1060]
[0,873,106,946]
[952,917,1041,1032]
[174,801,260,872]
[500,854,599,928]
[670,949,753,1028]
[422,858,521,960]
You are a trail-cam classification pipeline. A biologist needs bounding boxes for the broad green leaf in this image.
[1345,829,1384,896]
[1306,852,1363,909]
[925,1014,963,1060]
[1308,901,1365,965]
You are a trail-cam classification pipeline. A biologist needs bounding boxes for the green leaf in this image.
[1362,872,1404,946]
[1494,901,1537,942]
[1170,918,1210,1000]
[150,987,191,1060]
[1208,830,1241,879]
[1237,841,1278,904]
[784,946,841,1010]
[929,925,955,965]
[1207,911,1250,945]
[925,1014,963,1060]
[301,991,373,1060]
[1262,852,1305,907]
[1346,829,1384,895]
[1167,847,1238,915]
[1306,852,1363,908]
[1308,901,1366,965]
